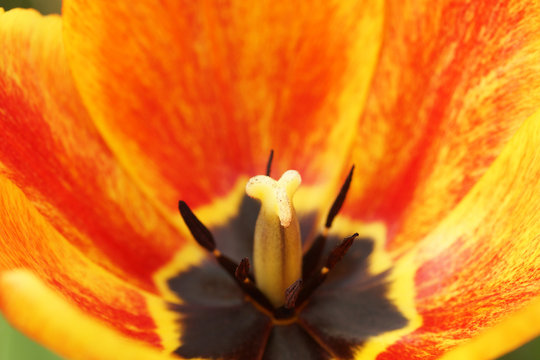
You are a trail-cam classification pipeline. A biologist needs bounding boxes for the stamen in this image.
[325,233,356,269]
[266,149,274,177]
[177,198,288,314]
[297,233,359,306]
[233,258,275,313]
[235,258,250,282]
[274,279,303,319]
[214,250,241,279]
[325,165,355,229]
[179,200,240,279]
[178,200,215,251]
[284,279,303,309]
[302,166,355,278]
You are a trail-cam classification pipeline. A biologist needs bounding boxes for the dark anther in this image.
[178,200,216,251]
[325,165,355,229]
[297,233,359,307]
[284,279,303,309]
[266,149,274,176]
[178,200,276,313]
[302,165,355,279]
[235,258,250,282]
[326,233,357,269]
[178,200,240,280]
[274,279,304,318]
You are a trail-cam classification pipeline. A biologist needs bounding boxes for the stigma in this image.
[245,170,302,307]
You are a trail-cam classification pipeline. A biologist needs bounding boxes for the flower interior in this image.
[167,153,409,359]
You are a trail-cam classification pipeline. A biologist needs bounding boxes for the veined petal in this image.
[63,0,384,217]
[344,0,540,251]
[440,298,540,360]
[0,9,187,290]
[0,270,175,360]
[378,110,540,359]
[0,175,175,353]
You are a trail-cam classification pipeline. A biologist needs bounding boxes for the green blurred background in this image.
[0,0,538,359]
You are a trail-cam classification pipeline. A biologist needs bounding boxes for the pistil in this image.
[245,170,303,307]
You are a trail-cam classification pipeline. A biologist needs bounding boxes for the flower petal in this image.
[440,298,540,360]
[62,0,384,215]
[0,173,179,354]
[0,270,175,360]
[378,110,540,358]
[0,9,187,290]
[344,0,540,250]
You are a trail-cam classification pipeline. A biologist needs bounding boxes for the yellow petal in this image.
[379,109,540,358]
[0,270,177,360]
[344,0,540,253]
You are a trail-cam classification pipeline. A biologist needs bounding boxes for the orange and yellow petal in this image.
[62,0,384,218]
[0,270,177,360]
[0,9,186,291]
[377,110,540,358]
[343,0,540,251]
[440,297,540,360]
[0,174,174,352]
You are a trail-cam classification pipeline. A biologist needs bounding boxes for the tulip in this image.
[0,1,539,359]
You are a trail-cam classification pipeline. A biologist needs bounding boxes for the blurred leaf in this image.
[30,0,61,14]
[0,0,33,10]
[0,314,62,360]
[499,336,540,360]
[0,0,61,14]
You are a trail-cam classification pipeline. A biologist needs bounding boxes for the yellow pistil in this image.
[245,170,302,307]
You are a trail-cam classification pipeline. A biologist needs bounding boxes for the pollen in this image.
[245,170,301,227]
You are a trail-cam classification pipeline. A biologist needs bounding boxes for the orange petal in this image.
[0,9,185,290]
[63,0,384,216]
[343,0,540,251]
[440,297,540,360]
[0,270,176,360]
[378,110,540,358]
[0,174,170,350]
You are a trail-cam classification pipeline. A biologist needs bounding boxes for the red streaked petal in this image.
[440,298,540,360]
[0,9,185,290]
[378,111,540,359]
[63,0,384,215]
[0,175,169,350]
[343,0,540,251]
[0,270,176,360]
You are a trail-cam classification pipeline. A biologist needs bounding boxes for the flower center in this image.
[178,152,358,319]
[166,153,412,359]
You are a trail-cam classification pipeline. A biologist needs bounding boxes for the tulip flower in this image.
[0,1,539,359]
